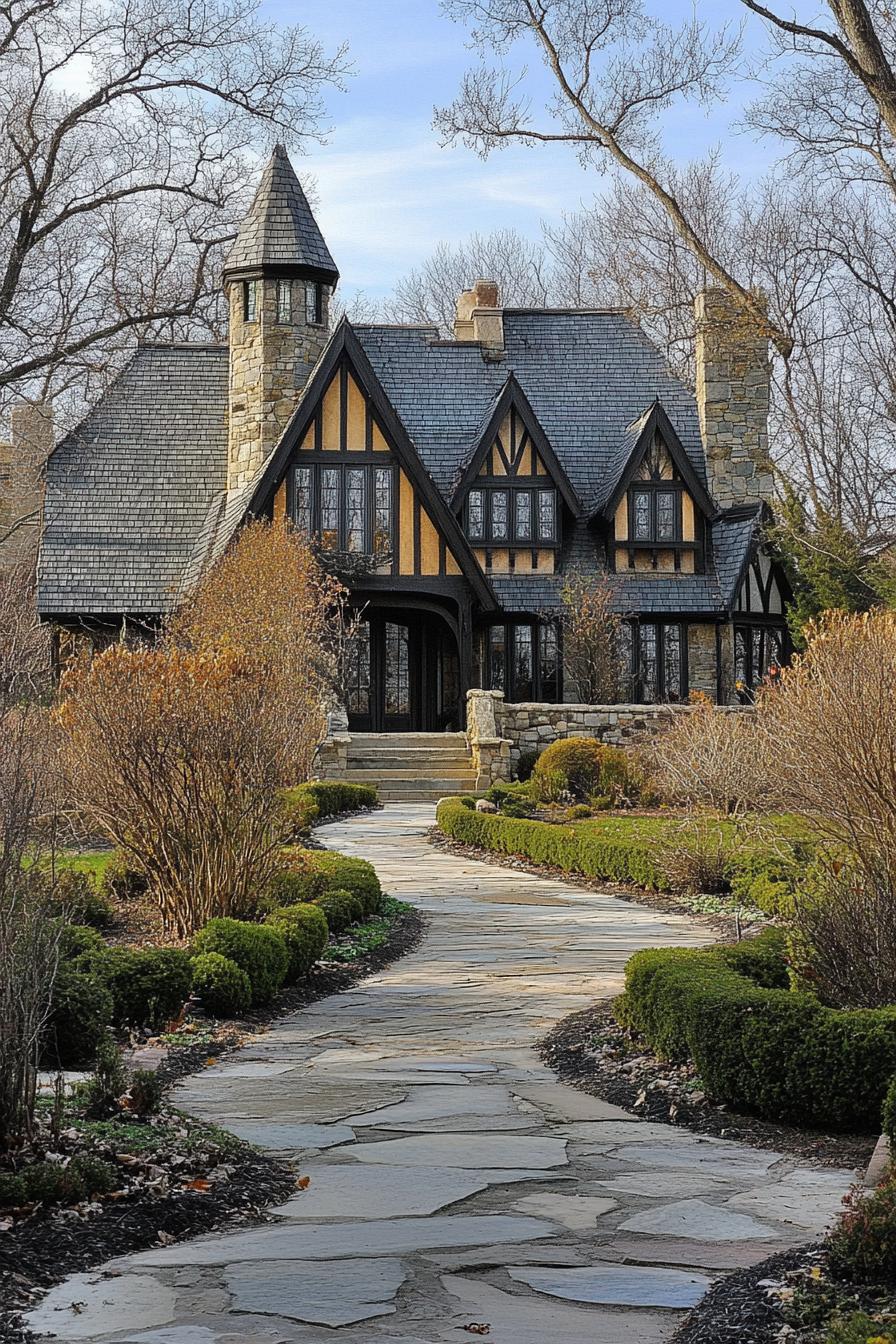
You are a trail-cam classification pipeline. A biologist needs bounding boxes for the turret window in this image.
[305,281,323,326]
[277,280,292,323]
[243,280,259,322]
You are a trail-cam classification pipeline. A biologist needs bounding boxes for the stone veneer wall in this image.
[226,278,331,492]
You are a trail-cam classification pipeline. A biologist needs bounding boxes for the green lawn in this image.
[56,849,114,881]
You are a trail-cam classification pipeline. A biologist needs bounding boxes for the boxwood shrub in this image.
[617,930,896,1131]
[44,961,114,1068]
[264,903,328,980]
[98,947,193,1029]
[315,888,365,935]
[302,850,382,916]
[191,952,252,1018]
[280,782,378,836]
[193,918,289,1005]
[436,797,666,889]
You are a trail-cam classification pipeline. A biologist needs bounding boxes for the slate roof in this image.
[352,312,706,509]
[223,145,339,283]
[37,309,759,621]
[38,345,228,616]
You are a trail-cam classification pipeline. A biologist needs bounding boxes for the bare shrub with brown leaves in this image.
[57,524,344,938]
[789,857,896,1009]
[657,810,732,895]
[647,701,772,816]
[560,569,625,703]
[0,562,63,1148]
[757,610,896,870]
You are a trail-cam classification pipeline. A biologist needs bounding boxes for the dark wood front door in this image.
[345,611,460,733]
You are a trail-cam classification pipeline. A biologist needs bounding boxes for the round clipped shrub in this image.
[264,903,328,981]
[279,787,320,837]
[193,918,289,1005]
[101,851,149,902]
[566,803,592,820]
[44,962,114,1068]
[532,737,605,802]
[311,852,381,917]
[262,866,326,912]
[101,947,193,1029]
[57,922,105,960]
[191,952,252,1018]
[315,888,364,936]
[51,870,114,927]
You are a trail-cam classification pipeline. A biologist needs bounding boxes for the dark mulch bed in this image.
[540,1001,875,1171]
[0,899,426,1344]
[429,827,753,940]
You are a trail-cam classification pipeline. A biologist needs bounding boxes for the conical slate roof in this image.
[223,145,338,284]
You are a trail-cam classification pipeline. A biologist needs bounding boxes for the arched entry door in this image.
[345,608,460,732]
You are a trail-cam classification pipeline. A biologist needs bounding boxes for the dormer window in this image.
[629,486,682,543]
[305,281,323,326]
[465,485,558,545]
[243,280,259,322]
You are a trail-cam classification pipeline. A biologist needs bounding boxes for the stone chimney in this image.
[695,287,773,508]
[0,403,53,567]
[454,278,504,351]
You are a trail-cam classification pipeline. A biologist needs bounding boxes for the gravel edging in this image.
[0,901,426,1344]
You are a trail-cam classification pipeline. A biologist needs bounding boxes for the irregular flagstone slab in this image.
[611,1142,782,1179]
[511,1082,636,1122]
[221,1121,355,1151]
[118,1214,558,1267]
[513,1192,618,1231]
[595,1171,740,1198]
[439,1275,675,1344]
[272,1163,561,1219]
[509,1264,713,1309]
[559,1121,712,1145]
[611,1237,791,1270]
[725,1167,854,1232]
[344,1083,523,1126]
[620,1198,782,1241]
[344,1133,568,1169]
[224,1257,408,1326]
[26,1273,175,1339]
[424,1243,588,1269]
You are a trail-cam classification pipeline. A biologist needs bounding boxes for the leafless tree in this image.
[0,0,349,431]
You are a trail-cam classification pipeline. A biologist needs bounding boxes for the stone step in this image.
[349,732,467,744]
[343,768,476,781]
[352,776,477,793]
[377,788,473,802]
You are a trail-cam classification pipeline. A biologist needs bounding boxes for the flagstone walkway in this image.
[27,804,857,1344]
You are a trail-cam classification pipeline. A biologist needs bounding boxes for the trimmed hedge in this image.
[280,781,378,836]
[316,888,365,935]
[191,952,252,1017]
[264,902,328,979]
[436,797,666,889]
[617,930,896,1131]
[193,918,289,1005]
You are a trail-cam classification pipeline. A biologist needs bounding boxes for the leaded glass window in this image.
[243,280,258,322]
[491,490,509,541]
[489,625,506,691]
[514,624,534,701]
[345,622,371,715]
[346,469,366,552]
[662,624,683,701]
[320,468,339,547]
[633,491,651,540]
[639,624,658,701]
[468,489,484,540]
[294,467,313,535]
[374,468,392,555]
[537,489,556,541]
[515,490,532,541]
[540,623,559,700]
[277,280,292,324]
[656,491,676,541]
[305,280,322,325]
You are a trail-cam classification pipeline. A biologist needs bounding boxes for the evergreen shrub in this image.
[617,930,896,1130]
[193,918,288,1005]
[190,952,252,1017]
[316,888,364,935]
[264,903,328,980]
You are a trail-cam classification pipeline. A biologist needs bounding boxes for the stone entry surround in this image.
[27,805,855,1344]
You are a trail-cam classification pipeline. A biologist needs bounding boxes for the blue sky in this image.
[273,0,777,304]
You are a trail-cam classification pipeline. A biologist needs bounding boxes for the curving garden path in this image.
[28,804,856,1344]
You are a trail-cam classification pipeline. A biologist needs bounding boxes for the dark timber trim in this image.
[596,400,718,524]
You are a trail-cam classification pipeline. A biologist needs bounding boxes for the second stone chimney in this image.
[454,278,504,351]
[695,287,773,509]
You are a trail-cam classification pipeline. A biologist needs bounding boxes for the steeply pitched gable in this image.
[594,400,717,523]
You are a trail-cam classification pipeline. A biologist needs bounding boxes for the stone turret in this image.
[223,145,339,492]
[695,287,773,508]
